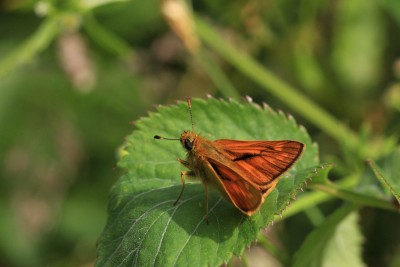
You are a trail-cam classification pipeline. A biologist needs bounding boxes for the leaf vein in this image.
[171,197,223,266]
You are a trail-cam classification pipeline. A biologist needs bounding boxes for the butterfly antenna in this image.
[154,135,179,141]
[186,97,195,132]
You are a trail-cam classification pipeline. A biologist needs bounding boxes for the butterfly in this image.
[155,98,304,222]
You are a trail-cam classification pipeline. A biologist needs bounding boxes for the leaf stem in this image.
[312,183,396,211]
[257,233,289,265]
[274,173,396,222]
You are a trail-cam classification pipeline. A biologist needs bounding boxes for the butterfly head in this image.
[154,97,197,151]
[180,130,196,151]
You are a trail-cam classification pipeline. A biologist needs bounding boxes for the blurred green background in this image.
[1,0,400,266]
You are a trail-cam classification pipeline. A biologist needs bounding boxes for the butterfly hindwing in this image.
[206,158,263,215]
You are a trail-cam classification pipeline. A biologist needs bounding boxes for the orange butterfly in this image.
[155,98,304,222]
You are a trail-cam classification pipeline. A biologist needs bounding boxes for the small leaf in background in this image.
[367,147,400,204]
[96,98,325,267]
[292,205,365,267]
[322,211,365,267]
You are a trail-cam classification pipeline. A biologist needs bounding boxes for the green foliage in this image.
[96,98,324,266]
[367,148,400,204]
[293,205,365,267]
[1,0,400,266]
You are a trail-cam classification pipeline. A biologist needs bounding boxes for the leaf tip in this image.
[244,95,253,103]
[262,102,273,111]
[299,124,308,134]
[287,113,296,122]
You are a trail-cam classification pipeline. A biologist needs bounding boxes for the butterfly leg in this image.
[178,158,190,168]
[174,170,195,206]
[205,182,209,224]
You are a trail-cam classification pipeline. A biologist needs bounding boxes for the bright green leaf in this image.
[310,163,334,184]
[322,211,365,267]
[292,205,364,267]
[96,98,324,267]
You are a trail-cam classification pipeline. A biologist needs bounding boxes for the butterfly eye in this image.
[184,139,193,151]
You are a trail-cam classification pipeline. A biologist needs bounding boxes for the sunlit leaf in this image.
[96,98,324,267]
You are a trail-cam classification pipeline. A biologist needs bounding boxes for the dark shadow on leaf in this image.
[146,184,242,241]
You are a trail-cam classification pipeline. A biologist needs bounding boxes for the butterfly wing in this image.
[205,158,263,215]
[210,139,304,206]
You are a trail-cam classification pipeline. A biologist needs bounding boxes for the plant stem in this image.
[193,50,241,99]
[83,13,133,58]
[0,16,59,79]
[194,16,360,152]
[274,187,332,222]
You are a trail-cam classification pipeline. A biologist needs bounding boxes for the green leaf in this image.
[322,211,365,267]
[367,147,400,204]
[292,205,365,267]
[96,98,323,267]
[310,163,334,184]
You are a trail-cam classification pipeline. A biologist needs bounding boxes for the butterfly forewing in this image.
[207,140,304,212]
